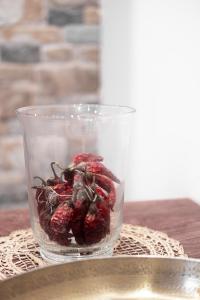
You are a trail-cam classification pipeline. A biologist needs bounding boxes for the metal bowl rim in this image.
[1,255,200,284]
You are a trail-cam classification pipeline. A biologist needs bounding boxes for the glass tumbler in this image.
[17,104,135,262]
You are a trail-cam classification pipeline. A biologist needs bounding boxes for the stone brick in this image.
[59,93,99,104]
[22,0,46,22]
[0,119,21,135]
[0,80,40,119]
[74,62,99,93]
[0,0,23,26]
[49,0,99,7]
[42,44,74,62]
[8,119,22,134]
[34,62,99,98]
[35,63,77,97]
[0,122,8,135]
[83,6,100,24]
[48,8,82,27]
[0,136,24,171]
[0,171,25,188]
[49,0,88,7]
[1,25,64,44]
[0,63,35,83]
[12,79,41,95]
[64,25,100,44]
[76,45,99,63]
[1,42,40,64]
[0,182,27,209]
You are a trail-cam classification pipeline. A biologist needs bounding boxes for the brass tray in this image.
[1,256,200,299]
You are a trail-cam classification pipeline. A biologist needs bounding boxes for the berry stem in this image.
[33,176,46,186]
[93,194,98,203]
[50,162,60,179]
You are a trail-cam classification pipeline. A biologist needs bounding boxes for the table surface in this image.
[0,198,200,258]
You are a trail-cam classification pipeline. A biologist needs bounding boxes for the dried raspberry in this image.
[96,198,110,234]
[83,162,120,183]
[73,153,103,165]
[52,183,68,194]
[71,189,90,245]
[51,201,74,234]
[95,174,116,209]
[57,189,73,204]
[73,172,84,190]
[43,186,59,213]
[39,207,52,235]
[33,177,48,212]
[49,231,72,246]
[63,168,74,186]
[39,205,72,246]
[36,183,72,211]
[84,201,110,245]
[95,186,108,201]
[53,183,73,204]
[34,155,118,247]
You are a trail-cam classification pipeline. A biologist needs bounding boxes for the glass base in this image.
[40,246,113,263]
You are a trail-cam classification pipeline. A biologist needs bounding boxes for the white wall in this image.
[102,0,200,201]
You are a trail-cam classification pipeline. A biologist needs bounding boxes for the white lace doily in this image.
[0,224,186,280]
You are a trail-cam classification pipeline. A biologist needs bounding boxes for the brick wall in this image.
[0,0,101,208]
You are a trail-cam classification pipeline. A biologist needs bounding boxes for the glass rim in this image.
[16,104,136,119]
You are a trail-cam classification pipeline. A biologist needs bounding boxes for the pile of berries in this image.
[33,153,120,246]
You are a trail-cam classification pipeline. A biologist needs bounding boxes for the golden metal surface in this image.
[1,256,200,300]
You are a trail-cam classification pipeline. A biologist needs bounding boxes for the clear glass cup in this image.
[17,104,135,263]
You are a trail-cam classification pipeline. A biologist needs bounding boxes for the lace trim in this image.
[0,224,186,280]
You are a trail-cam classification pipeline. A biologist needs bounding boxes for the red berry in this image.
[50,201,74,234]
[63,168,74,186]
[95,174,116,209]
[84,201,110,245]
[71,189,90,245]
[73,153,103,165]
[73,172,84,190]
[39,207,52,235]
[53,183,68,194]
[54,183,73,204]
[95,186,108,201]
[96,198,110,234]
[39,183,72,209]
[33,154,118,247]
[84,162,120,184]
[39,205,72,246]
[49,231,72,246]
[35,182,73,245]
